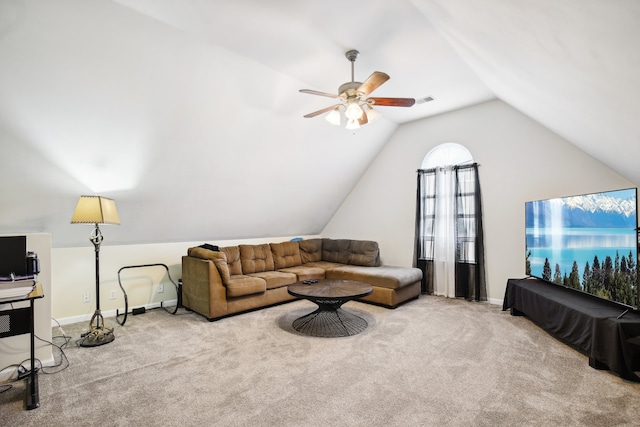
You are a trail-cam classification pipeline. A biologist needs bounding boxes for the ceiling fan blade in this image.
[303,104,341,118]
[368,97,416,107]
[299,89,341,99]
[357,72,390,96]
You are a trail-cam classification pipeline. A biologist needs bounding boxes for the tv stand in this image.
[503,277,640,382]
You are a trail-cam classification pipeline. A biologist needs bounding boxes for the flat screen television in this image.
[525,188,639,310]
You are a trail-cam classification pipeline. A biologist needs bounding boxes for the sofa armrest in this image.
[182,256,228,320]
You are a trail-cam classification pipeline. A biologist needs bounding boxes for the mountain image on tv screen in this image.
[525,188,638,309]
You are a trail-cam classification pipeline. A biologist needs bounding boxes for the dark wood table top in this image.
[288,279,372,300]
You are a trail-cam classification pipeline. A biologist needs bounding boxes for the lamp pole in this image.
[91,223,103,327]
[79,222,114,346]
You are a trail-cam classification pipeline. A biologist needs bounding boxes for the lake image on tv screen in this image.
[526,188,638,308]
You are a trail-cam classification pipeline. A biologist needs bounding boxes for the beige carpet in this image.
[1,295,640,426]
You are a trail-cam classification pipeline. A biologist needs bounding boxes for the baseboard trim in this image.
[487,297,502,306]
[52,299,178,327]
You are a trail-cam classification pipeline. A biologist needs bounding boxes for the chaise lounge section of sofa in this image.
[181,238,422,321]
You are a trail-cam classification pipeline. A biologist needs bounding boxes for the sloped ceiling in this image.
[412,0,640,184]
[0,0,637,247]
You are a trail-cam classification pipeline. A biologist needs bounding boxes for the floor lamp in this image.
[71,195,120,347]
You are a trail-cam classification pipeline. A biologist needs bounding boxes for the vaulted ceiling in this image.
[0,0,638,247]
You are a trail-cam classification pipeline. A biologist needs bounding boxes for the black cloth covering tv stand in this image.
[503,277,640,382]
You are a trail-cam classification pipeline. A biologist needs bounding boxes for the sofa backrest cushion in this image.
[188,247,231,284]
[321,239,351,264]
[221,246,243,276]
[348,240,381,267]
[299,238,323,263]
[319,238,381,267]
[270,242,302,269]
[239,244,275,274]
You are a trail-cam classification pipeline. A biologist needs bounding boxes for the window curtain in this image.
[414,163,487,301]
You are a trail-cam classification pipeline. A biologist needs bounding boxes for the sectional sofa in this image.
[181,238,422,321]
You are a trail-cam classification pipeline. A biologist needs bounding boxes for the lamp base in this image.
[79,327,114,347]
[79,309,115,347]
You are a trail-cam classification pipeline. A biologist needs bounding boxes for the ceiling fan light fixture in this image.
[345,102,364,120]
[299,49,416,130]
[325,107,341,126]
[346,118,360,130]
[365,105,381,123]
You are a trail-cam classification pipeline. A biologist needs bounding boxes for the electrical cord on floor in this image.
[36,317,71,374]
[0,360,32,394]
[0,318,71,394]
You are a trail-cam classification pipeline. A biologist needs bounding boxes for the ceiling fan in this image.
[299,50,416,129]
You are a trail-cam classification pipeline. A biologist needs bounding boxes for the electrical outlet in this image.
[109,290,116,300]
[82,292,90,303]
[157,283,164,293]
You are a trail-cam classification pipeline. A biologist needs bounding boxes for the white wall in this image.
[322,100,635,304]
[51,235,319,324]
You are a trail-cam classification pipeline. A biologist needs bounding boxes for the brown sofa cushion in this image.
[239,244,275,274]
[247,271,297,290]
[348,240,381,267]
[221,246,242,276]
[325,265,422,290]
[270,241,302,269]
[302,261,346,270]
[321,238,351,264]
[187,247,231,284]
[226,275,266,298]
[277,265,325,282]
[318,239,381,266]
[299,238,322,263]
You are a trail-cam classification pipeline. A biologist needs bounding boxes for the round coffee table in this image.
[287,279,373,337]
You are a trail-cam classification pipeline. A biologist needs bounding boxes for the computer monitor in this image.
[0,236,27,277]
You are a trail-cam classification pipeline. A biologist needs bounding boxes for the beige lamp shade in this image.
[70,196,120,225]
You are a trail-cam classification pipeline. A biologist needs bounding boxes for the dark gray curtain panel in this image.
[415,163,486,301]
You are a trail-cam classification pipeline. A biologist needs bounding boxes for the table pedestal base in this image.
[292,300,368,337]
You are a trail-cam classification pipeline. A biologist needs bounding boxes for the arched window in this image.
[421,142,473,169]
[415,143,486,301]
